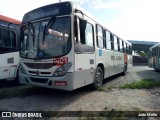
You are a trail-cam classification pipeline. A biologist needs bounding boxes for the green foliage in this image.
[120,79,160,89]
[97,85,114,91]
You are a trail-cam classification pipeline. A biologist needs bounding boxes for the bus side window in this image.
[119,39,123,52]
[117,38,120,51]
[128,44,131,54]
[96,25,103,48]
[105,30,111,50]
[126,44,128,54]
[110,34,114,50]
[10,31,16,48]
[123,42,126,53]
[74,16,78,42]
[79,19,94,47]
[85,23,94,46]
[0,28,16,49]
[130,45,132,55]
[113,35,118,51]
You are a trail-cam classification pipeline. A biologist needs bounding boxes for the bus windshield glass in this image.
[20,17,71,59]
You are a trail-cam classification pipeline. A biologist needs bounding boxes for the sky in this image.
[0,0,160,42]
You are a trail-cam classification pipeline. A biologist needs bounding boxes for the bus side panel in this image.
[128,54,133,68]
[103,50,113,78]
[9,52,19,79]
[95,49,115,78]
[0,66,9,80]
[74,53,95,89]
[114,52,125,74]
[0,52,19,80]
[0,53,10,80]
[103,50,111,78]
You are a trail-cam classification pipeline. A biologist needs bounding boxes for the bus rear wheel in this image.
[92,67,104,90]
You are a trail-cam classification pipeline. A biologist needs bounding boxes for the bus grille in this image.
[30,77,48,84]
[24,63,53,69]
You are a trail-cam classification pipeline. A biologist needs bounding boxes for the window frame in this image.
[96,24,104,48]
[104,29,111,50]
[113,35,118,51]
[0,28,18,54]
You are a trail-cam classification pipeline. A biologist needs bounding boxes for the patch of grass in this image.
[97,85,114,91]
[97,86,106,91]
[119,79,160,89]
[106,85,114,90]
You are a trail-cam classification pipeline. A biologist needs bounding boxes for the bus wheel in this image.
[92,67,104,89]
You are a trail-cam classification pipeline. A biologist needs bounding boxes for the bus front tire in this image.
[92,67,104,90]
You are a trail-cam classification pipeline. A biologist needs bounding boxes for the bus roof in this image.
[0,15,21,24]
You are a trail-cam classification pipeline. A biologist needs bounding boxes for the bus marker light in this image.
[55,81,67,86]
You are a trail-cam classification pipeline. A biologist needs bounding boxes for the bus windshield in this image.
[20,17,71,59]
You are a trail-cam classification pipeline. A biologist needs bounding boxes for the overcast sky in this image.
[1,0,160,42]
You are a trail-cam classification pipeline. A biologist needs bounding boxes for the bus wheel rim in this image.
[95,70,102,86]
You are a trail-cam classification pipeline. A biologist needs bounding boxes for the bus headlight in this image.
[53,62,72,77]
[19,64,27,74]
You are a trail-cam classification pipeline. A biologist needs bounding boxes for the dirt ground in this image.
[0,66,160,120]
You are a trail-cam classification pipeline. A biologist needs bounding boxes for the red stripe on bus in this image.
[0,15,21,24]
[124,53,128,63]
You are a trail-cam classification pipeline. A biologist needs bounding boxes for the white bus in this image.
[0,15,21,81]
[148,42,160,71]
[19,1,132,91]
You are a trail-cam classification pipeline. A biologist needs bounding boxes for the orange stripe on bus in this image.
[124,53,128,63]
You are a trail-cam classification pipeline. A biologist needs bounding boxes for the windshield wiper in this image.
[42,17,56,44]
[42,24,47,44]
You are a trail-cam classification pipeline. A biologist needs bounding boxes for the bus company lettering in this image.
[53,57,68,66]
[111,56,122,60]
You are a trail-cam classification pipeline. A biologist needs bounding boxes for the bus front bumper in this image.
[19,72,74,91]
